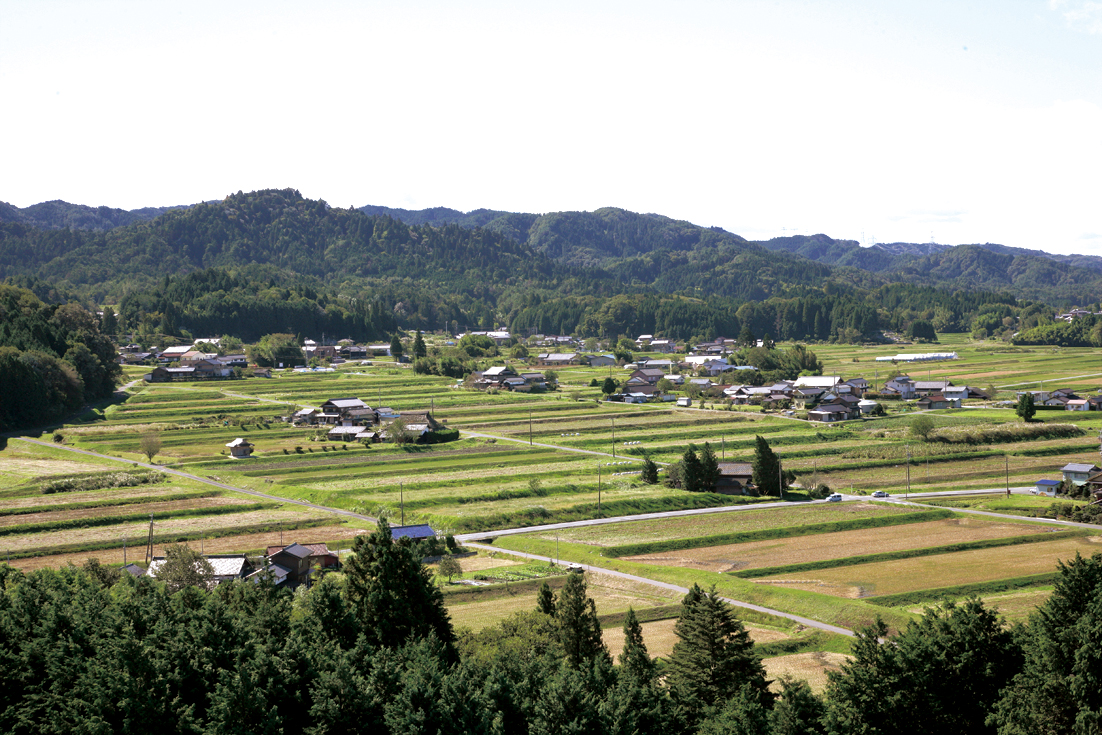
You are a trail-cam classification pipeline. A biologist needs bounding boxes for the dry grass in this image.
[457,554,523,573]
[7,523,365,571]
[626,517,1047,573]
[763,652,852,694]
[0,496,256,528]
[536,502,917,547]
[754,535,1102,598]
[448,571,681,632]
[0,507,338,553]
[0,487,200,511]
[978,588,1052,624]
[0,458,109,481]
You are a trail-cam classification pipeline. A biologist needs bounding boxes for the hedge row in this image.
[601,509,954,558]
[0,502,274,539]
[729,530,1088,579]
[41,470,167,495]
[864,572,1059,608]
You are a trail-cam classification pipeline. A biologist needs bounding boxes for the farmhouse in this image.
[1062,463,1100,485]
[807,403,859,422]
[882,376,917,399]
[148,554,253,586]
[266,542,339,571]
[586,354,618,368]
[916,394,960,410]
[913,380,953,396]
[793,376,843,390]
[715,463,754,494]
[536,353,580,366]
[266,542,316,587]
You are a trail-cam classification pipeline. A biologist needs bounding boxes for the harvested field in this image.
[7,524,365,571]
[978,588,1052,624]
[0,496,258,528]
[447,572,680,632]
[0,487,211,511]
[535,502,923,547]
[763,652,852,694]
[754,535,1102,598]
[626,517,1048,573]
[603,618,790,663]
[0,507,337,553]
[0,457,111,481]
[457,554,524,573]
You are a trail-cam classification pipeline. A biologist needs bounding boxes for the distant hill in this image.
[0,199,203,231]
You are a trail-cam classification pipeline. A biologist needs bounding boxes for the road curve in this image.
[15,437,378,523]
[463,541,855,637]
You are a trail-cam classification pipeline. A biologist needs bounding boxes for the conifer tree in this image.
[667,584,771,717]
[752,435,781,496]
[681,444,703,492]
[556,571,606,668]
[641,455,659,485]
[389,333,404,361]
[413,330,427,358]
[619,608,654,681]
[344,518,455,649]
[537,581,557,616]
[699,442,720,491]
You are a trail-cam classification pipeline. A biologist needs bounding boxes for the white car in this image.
[871,490,889,498]
[826,493,843,502]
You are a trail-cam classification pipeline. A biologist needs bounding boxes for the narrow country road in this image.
[15,437,378,523]
[463,541,856,637]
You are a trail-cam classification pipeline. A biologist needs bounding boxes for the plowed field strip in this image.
[626,517,1050,573]
[0,496,256,528]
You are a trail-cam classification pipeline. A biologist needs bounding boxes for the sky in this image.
[2,0,1101,253]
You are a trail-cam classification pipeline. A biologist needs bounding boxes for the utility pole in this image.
[906,446,911,499]
[400,482,405,526]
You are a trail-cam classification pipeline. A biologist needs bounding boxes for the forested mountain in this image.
[0,199,199,231]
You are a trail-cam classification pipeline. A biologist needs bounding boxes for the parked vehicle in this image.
[676,397,692,407]
[826,493,843,502]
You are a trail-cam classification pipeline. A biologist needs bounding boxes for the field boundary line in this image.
[463,541,856,638]
[12,438,378,523]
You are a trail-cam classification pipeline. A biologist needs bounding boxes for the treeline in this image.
[3,521,1102,734]
[0,285,120,429]
[1014,313,1102,347]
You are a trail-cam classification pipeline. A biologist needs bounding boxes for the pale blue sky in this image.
[2,1,1100,253]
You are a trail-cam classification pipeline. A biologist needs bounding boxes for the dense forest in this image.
[0,285,121,430]
[2,519,1100,734]
[1,189,1069,347]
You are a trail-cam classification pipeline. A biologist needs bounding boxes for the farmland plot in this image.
[626,516,1051,573]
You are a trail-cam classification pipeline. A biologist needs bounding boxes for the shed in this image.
[1035,479,1062,497]
[225,437,254,458]
[715,462,754,494]
[390,524,436,541]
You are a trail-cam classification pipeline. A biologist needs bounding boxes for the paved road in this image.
[15,437,378,523]
[463,541,856,637]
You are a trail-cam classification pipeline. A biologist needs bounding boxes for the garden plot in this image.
[533,502,922,547]
[754,535,1102,598]
[625,516,1050,573]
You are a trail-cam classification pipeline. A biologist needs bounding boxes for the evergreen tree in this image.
[770,677,827,735]
[699,442,720,491]
[413,330,427,358]
[1016,391,1036,422]
[390,333,404,361]
[641,455,659,485]
[667,584,771,718]
[100,306,118,335]
[697,683,771,735]
[343,518,455,650]
[537,581,557,616]
[681,444,703,492]
[556,571,606,668]
[601,377,617,396]
[752,435,781,496]
[619,608,654,682]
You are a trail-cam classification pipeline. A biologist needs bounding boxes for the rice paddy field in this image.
[6,334,1102,638]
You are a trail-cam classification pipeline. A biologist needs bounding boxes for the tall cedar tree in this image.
[641,455,660,484]
[389,333,404,360]
[769,678,827,735]
[537,581,557,616]
[681,444,704,492]
[699,442,721,491]
[752,435,781,496]
[1016,391,1036,422]
[667,584,772,719]
[413,330,427,358]
[619,608,655,682]
[343,518,455,649]
[556,571,606,668]
[990,552,1102,735]
[825,599,1021,735]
